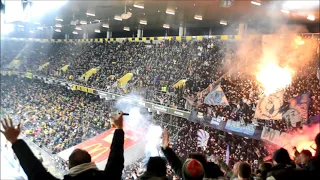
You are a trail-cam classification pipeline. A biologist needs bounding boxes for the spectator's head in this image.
[238,162,251,180]
[146,157,167,177]
[272,148,292,165]
[257,162,272,178]
[68,149,91,169]
[182,159,204,180]
[299,150,312,165]
[188,153,207,166]
[233,161,241,175]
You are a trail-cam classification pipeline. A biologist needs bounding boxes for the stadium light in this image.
[55,28,61,32]
[166,9,175,15]
[55,18,63,21]
[86,12,95,16]
[80,20,87,25]
[163,24,170,29]
[72,31,78,34]
[281,9,290,14]
[307,14,315,21]
[114,15,122,21]
[194,15,202,20]
[55,24,62,28]
[94,29,101,33]
[220,20,227,25]
[140,20,147,25]
[133,4,144,9]
[123,26,130,31]
[102,24,109,28]
[75,26,82,30]
[251,1,261,6]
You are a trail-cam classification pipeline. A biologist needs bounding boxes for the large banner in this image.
[224,120,256,136]
[204,85,229,106]
[59,126,144,163]
[283,93,310,128]
[260,127,292,147]
[254,91,284,120]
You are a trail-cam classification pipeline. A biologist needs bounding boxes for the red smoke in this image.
[285,125,318,157]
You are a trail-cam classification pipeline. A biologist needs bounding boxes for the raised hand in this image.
[162,128,170,149]
[111,111,124,129]
[0,116,21,144]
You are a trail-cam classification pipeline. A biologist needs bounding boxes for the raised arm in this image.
[104,112,124,180]
[161,129,184,177]
[1,117,58,180]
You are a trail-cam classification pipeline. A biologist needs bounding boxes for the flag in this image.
[283,93,310,127]
[225,144,230,165]
[197,129,210,150]
[254,91,284,120]
[204,85,229,106]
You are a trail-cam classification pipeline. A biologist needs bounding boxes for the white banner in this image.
[197,129,210,150]
[260,127,293,147]
[254,91,284,120]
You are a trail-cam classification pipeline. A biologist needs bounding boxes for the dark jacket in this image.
[12,129,125,180]
[139,172,169,180]
[266,163,311,180]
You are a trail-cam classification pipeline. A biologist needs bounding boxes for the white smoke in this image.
[113,93,163,160]
[145,124,163,157]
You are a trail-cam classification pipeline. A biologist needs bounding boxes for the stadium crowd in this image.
[1,38,319,127]
[0,37,320,180]
[0,76,112,154]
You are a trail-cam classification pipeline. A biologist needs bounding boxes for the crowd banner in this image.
[224,120,256,136]
[204,85,229,106]
[283,93,310,127]
[172,79,187,88]
[25,72,33,79]
[254,91,284,120]
[38,62,49,70]
[60,65,69,72]
[71,84,95,94]
[197,129,210,150]
[118,73,133,87]
[81,68,100,81]
[260,126,293,147]
[210,116,224,126]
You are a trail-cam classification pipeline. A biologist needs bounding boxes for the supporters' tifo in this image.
[1,1,320,180]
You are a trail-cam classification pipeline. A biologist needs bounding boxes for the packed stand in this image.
[0,75,112,154]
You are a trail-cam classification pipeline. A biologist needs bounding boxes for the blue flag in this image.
[225,144,230,165]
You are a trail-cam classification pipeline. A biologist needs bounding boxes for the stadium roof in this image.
[2,0,319,37]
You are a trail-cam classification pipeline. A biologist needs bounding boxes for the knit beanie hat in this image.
[182,159,204,180]
[272,148,291,164]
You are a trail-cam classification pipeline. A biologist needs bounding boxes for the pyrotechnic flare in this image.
[256,61,294,95]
